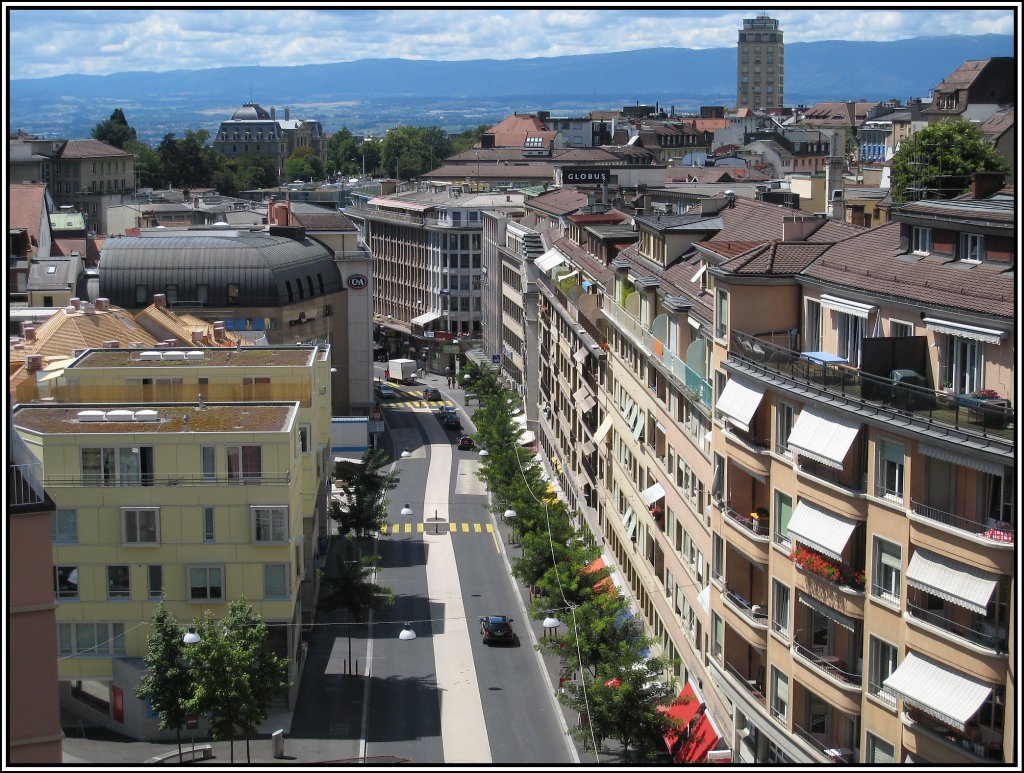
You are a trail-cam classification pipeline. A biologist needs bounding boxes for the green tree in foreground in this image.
[330,447,399,538]
[135,602,191,759]
[92,107,138,149]
[890,119,1009,204]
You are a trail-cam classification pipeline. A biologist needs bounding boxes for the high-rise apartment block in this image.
[737,14,784,111]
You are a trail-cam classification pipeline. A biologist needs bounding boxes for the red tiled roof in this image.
[58,139,133,159]
[526,187,589,216]
[8,183,48,255]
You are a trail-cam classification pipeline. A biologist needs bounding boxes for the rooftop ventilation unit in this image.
[162,351,186,360]
[185,351,205,361]
[134,409,160,422]
[104,410,135,422]
[139,351,162,361]
[77,410,105,422]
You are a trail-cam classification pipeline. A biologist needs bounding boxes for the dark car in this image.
[480,615,516,645]
[442,414,462,431]
[437,405,457,417]
[423,387,442,400]
[457,435,476,450]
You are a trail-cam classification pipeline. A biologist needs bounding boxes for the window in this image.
[770,667,789,723]
[875,439,904,502]
[201,446,216,481]
[889,320,913,338]
[872,537,901,604]
[868,636,898,707]
[771,579,790,638]
[58,622,126,656]
[911,226,932,254]
[53,508,78,542]
[81,447,153,486]
[226,445,262,483]
[773,491,793,547]
[775,401,794,457]
[264,564,289,598]
[148,565,163,600]
[958,232,984,262]
[299,425,311,454]
[711,454,724,503]
[189,566,224,600]
[123,508,159,544]
[836,311,864,366]
[107,565,130,599]
[252,506,288,543]
[55,566,79,599]
[941,334,983,394]
[711,612,723,659]
[716,289,729,339]
[712,532,724,583]
[805,299,821,351]
[203,507,216,542]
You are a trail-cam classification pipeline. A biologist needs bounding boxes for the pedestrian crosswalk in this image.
[380,522,494,535]
[382,392,456,409]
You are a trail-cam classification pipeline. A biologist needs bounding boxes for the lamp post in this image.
[543,612,561,640]
[400,448,411,459]
[398,622,416,640]
[181,628,201,760]
[503,508,518,545]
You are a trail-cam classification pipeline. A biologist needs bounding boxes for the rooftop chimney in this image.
[69,297,81,310]
[23,326,36,341]
[25,354,43,371]
[971,172,1005,200]
[192,330,204,344]
[94,298,110,311]
[153,293,166,308]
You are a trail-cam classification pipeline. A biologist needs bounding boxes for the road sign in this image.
[491,354,501,364]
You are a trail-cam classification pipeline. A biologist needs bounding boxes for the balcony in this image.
[729,330,1014,446]
[793,723,852,764]
[723,588,769,628]
[790,545,865,594]
[9,462,46,507]
[723,506,770,540]
[791,641,862,689]
[910,499,1014,545]
[906,600,1008,653]
[42,472,292,487]
[724,660,766,706]
[603,301,711,408]
[903,707,1003,762]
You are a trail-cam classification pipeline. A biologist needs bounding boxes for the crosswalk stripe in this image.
[473,523,481,533]
[417,523,424,532]
[449,522,457,533]
[377,523,495,534]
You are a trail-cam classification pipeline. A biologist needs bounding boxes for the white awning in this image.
[797,591,856,632]
[922,317,1005,344]
[820,294,875,319]
[716,378,765,432]
[906,548,998,614]
[640,481,666,506]
[512,413,528,426]
[883,652,992,731]
[690,263,707,283]
[594,415,614,443]
[410,311,441,326]
[559,269,579,282]
[631,417,644,439]
[581,440,596,455]
[697,584,711,612]
[787,407,860,470]
[573,385,591,404]
[573,347,590,363]
[534,249,566,272]
[918,443,1006,477]
[623,506,637,541]
[788,500,857,561]
[333,456,363,464]
[519,430,537,445]
[579,393,597,413]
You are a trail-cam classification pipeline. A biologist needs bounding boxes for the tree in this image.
[92,107,137,149]
[284,146,324,183]
[183,600,289,764]
[330,447,399,538]
[449,124,491,155]
[135,602,192,759]
[229,151,280,191]
[380,125,453,180]
[124,138,163,189]
[890,120,1009,204]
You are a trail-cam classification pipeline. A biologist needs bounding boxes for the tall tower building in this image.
[736,13,784,110]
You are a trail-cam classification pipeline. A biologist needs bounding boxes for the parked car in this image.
[437,405,457,417]
[480,615,516,645]
[423,387,442,400]
[457,435,476,450]
[375,383,396,399]
[442,414,462,431]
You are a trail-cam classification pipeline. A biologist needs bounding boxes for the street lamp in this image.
[543,613,561,639]
[400,448,411,459]
[398,622,417,640]
[504,508,518,544]
[478,449,489,457]
[400,503,414,517]
[182,627,201,645]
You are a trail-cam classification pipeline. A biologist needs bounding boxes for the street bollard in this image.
[272,729,285,759]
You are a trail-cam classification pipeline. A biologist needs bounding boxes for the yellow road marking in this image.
[449,522,457,533]
[417,523,424,532]
[485,523,494,532]
[461,523,469,532]
[491,526,501,553]
[404,523,412,533]
[473,523,482,533]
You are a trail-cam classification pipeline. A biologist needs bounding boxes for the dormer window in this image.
[911,227,932,255]
[958,233,984,263]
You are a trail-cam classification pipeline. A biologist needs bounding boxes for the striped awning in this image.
[787,407,860,470]
[883,652,992,731]
[797,591,856,632]
[788,500,857,561]
[820,294,875,319]
[922,317,1005,344]
[410,311,440,326]
[534,249,566,272]
[716,378,765,432]
[906,548,998,614]
[919,443,1006,477]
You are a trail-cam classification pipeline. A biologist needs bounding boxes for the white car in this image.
[375,383,396,399]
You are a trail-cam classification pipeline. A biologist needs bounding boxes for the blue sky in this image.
[7,5,1017,81]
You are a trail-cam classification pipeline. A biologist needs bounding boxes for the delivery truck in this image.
[387,358,418,384]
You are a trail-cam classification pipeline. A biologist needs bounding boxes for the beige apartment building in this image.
[489,175,1014,764]
[11,344,334,739]
[736,14,784,111]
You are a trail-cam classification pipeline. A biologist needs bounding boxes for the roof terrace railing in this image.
[729,330,1014,446]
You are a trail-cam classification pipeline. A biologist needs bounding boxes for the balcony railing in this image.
[793,722,851,763]
[906,601,1009,652]
[792,641,862,688]
[604,302,712,408]
[723,588,769,627]
[724,506,770,538]
[903,707,1000,761]
[725,660,765,705]
[729,330,1014,445]
[910,499,1014,544]
[42,472,292,487]
[867,679,897,708]
[9,462,46,507]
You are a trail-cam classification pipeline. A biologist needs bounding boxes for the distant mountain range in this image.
[8,35,1014,142]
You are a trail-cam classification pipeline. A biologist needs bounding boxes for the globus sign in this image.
[563,168,610,184]
[347,274,368,289]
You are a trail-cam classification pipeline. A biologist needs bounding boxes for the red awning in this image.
[583,557,615,595]
[660,683,720,763]
[661,684,701,754]
[676,715,719,764]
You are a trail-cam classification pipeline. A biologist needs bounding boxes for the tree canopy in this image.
[890,119,1009,204]
[92,107,138,149]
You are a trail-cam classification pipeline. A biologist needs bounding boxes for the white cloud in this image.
[6,7,1016,80]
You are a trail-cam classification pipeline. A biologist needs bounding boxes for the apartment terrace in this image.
[726,330,1014,450]
[14,403,295,435]
[76,347,315,368]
